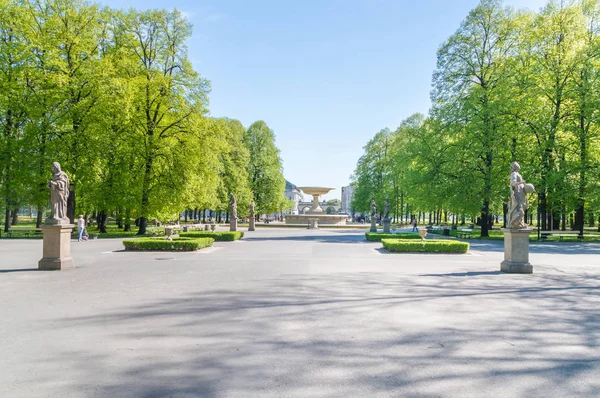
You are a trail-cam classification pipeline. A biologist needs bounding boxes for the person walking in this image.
[412,218,418,232]
[77,215,86,242]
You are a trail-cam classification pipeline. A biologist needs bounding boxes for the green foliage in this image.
[0,1,286,234]
[351,0,600,236]
[180,231,244,241]
[122,237,214,251]
[381,239,470,253]
[244,121,286,215]
[365,232,421,241]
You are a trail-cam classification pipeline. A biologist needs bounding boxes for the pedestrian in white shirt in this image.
[77,215,86,242]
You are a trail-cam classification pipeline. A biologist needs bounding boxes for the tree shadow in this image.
[32,270,600,397]
[244,234,370,244]
[421,271,503,277]
[0,268,39,273]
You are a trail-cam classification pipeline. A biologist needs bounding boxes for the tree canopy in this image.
[351,0,600,236]
[0,0,288,233]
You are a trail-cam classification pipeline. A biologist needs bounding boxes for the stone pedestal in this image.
[383,218,391,233]
[501,228,533,274]
[39,224,74,271]
[230,218,237,232]
[370,218,377,232]
[248,218,255,232]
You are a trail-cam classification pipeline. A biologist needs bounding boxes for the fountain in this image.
[285,187,348,228]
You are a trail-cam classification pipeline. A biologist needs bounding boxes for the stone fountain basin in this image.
[298,187,334,195]
[285,214,347,225]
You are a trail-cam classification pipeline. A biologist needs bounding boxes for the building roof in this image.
[285,180,298,191]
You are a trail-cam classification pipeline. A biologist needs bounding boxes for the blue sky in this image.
[101,0,548,200]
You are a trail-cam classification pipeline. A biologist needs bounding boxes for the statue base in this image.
[230,219,237,232]
[248,218,255,232]
[383,218,391,233]
[370,219,377,233]
[39,224,74,271]
[500,228,532,274]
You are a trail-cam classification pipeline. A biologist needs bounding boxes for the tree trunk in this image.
[124,208,131,232]
[67,187,76,224]
[539,192,548,231]
[98,210,108,233]
[202,209,206,223]
[116,209,123,229]
[3,208,10,233]
[480,200,490,238]
[11,208,18,225]
[36,206,44,228]
[552,211,560,231]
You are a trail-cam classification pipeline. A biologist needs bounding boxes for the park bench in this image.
[456,229,474,239]
[2,228,43,238]
[539,230,584,242]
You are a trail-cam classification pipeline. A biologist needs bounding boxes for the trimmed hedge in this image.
[122,237,214,251]
[381,239,469,253]
[179,231,244,241]
[365,232,421,242]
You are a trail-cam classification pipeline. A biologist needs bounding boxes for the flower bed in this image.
[365,232,421,241]
[179,231,244,241]
[381,239,469,253]
[122,237,214,251]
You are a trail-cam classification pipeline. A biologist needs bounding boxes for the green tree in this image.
[244,121,286,215]
[432,0,520,236]
[117,9,210,235]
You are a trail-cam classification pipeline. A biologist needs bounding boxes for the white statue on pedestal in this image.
[48,162,70,224]
[508,161,534,229]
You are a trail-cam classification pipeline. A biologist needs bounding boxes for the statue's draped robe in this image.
[50,171,69,221]
[508,170,526,228]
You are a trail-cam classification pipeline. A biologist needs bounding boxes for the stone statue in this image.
[508,161,534,229]
[47,162,70,224]
[229,193,237,219]
[384,198,390,220]
[370,199,376,217]
[248,200,256,232]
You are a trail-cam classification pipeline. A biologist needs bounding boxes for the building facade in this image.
[284,180,303,215]
[341,184,354,214]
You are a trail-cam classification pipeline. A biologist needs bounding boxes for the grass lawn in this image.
[429,226,600,242]
[1,218,165,239]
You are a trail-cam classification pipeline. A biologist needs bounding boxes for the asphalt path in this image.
[1,228,599,397]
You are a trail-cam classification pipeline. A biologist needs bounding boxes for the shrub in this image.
[179,231,244,241]
[122,237,214,251]
[381,239,469,253]
[365,232,421,242]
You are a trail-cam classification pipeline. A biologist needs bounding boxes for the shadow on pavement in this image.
[0,268,39,273]
[421,271,503,277]
[50,271,600,397]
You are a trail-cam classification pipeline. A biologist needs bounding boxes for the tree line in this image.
[0,0,289,235]
[351,0,600,237]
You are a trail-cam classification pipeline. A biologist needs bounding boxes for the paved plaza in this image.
[1,228,599,397]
